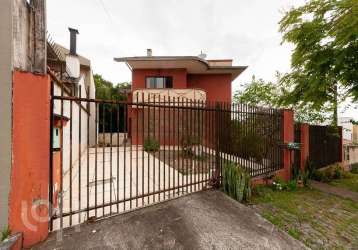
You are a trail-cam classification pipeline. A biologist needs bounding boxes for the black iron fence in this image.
[309,125,342,169]
[50,89,283,230]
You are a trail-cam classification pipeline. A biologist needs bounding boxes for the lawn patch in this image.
[252,187,358,250]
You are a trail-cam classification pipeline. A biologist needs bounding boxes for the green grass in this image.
[329,172,358,193]
[252,186,358,250]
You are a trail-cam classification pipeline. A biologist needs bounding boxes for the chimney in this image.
[147,49,152,57]
[69,27,79,55]
[66,27,80,78]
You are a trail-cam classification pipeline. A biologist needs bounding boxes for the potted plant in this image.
[0,227,21,250]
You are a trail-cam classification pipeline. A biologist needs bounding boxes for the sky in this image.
[47,0,357,120]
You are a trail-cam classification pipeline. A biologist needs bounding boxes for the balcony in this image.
[132,88,206,106]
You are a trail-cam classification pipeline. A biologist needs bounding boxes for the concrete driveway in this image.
[37,190,307,250]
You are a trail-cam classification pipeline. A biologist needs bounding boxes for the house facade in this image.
[115,50,247,144]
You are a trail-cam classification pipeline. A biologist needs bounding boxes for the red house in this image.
[115,50,247,144]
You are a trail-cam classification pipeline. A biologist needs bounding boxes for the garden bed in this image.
[251,186,358,249]
[151,150,215,175]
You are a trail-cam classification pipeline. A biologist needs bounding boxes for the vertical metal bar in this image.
[109,104,113,215]
[102,102,105,216]
[123,103,127,211]
[69,98,73,225]
[129,103,133,210]
[86,96,90,220]
[171,96,175,197]
[130,103,133,209]
[95,103,98,218]
[163,96,167,199]
[185,98,189,193]
[147,93,150,203]
[158,95,161,201]
[153,95,156,202]
[141,92,145,205]
[49,82,54,231]
[189,99,193,193]
[176,97,180,195]
[168,96,171,197]
[78,88,82,224]
[116,103,120,213]
[180,97,184,194]
[135,93,139,207]
[59,80,64,237]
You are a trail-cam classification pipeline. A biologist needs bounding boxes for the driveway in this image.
[38,190,307,250]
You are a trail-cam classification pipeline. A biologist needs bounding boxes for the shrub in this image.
[272,177,297,191]
[312,163,346,182]
[181,135,200,157]
[143,137,160,152]
[1,226,11,242]
[222,163,251,202]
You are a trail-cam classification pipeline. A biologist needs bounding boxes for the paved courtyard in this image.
[53,146,210,229]
[38,190,308,250]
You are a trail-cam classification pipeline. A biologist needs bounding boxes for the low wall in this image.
[344,145,358,166]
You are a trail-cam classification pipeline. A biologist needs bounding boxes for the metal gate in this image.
[49,86,283,231]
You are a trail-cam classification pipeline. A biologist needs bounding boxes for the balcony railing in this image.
[132,88,206,106]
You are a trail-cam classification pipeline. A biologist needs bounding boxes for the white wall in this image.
[339,117,353,142]
[53,72,96,176]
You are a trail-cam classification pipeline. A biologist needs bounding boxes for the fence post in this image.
[212,102,221,187]
[281,109,294,181]
[300,123,310,171]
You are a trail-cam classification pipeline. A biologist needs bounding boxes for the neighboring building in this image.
[47,29,97,209]
[353,124,358,144]
[115,49,247,144]
[338,117,354,143]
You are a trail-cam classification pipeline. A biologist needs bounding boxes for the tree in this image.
[94,74,130,100]
[278,0,358,126]
[94,74,131,133]
[234,75,330,124]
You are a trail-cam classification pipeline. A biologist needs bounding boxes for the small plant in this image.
[181,135,200,157]
[222,163,251,202]
[1,226,11,242]
[143,137,160,152]
[272,177,297,191]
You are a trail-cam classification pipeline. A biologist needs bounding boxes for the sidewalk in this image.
[311,180,358,202]
[34,190,307,250]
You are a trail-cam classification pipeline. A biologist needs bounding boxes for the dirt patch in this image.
[151,150,216,175]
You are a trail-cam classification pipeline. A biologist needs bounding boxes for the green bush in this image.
[222,163,251,202]
[312,163,347,183]
[143,137,160,152]
[1,226,11,242]
[272,177,297,191]
[181,135,200,157]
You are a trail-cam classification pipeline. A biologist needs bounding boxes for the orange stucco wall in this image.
[300,123,310,171]
[281,109,294,181]
[9,71,50,247]
[132,68,187,90]
[187,74,232,103]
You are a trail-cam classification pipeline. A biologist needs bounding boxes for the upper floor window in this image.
[146,76,173,89]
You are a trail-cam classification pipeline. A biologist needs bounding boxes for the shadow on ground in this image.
[34,190,307,250]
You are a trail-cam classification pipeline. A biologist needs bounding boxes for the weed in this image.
[143,137,160,152]
[1,226,11,242]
